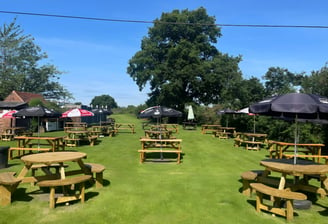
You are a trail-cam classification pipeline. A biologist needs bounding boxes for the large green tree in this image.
[301,63,328,96]
[262,67,304,96]
[0,19,72,100]
[90,94,118,109]
[127,7,242,110]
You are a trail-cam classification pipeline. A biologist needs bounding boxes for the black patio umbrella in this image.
[217,108,238,127]
[138,106,182,160]
[92,108,113,125]
[138,106,182,119]
[249,93,328,163]
[13,106,61,137]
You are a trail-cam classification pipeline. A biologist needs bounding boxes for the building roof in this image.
[15,91,45,102]
[0,101,27,109]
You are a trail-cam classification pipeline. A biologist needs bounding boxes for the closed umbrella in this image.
[187,105,195,121]
[249,93,328,164]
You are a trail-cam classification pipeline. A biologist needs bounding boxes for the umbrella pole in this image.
[37,117,40,149]
[294,116,298,165]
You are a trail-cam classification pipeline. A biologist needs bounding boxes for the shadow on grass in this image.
[12,187,34,202]
[142,152,185,164]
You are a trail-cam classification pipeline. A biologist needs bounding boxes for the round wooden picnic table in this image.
[21,151,87,165]
[260,159,328,193]
[18,152,89,182]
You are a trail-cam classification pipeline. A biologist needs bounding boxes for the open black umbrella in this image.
[14,106,61,137]
[138,106,182,160]
[249,93,328,163]
[217,108,238,127]
[138,106,182,119]
[92,108,113,126]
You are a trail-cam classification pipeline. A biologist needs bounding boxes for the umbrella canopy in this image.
[62,108,94,118]
[138,106,182,119]
[249,93,328,119]
[217,108,237,115]
[14,106,61,139]
[187,105,195,120]
[14,106,61,118]
[92,108,113,116]
[249,93,328,164]
[217,108,238,127]
[0,110,18,118]
[238,107,257,132]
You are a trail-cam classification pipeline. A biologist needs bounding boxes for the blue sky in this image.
[1,1,328,106]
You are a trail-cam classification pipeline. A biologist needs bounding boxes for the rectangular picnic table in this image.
[201,124,221,134]
[64,130,97,147]
[138,138,182,163]
[115,123,135,134]
[214,127,236,139]
[234,132,267,150]
[268,140,325,163]
[10,136,65,160]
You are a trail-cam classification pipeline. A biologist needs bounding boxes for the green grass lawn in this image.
[1,113,328,224]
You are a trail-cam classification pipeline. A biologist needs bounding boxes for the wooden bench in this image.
[250,183,307,221]
[84,163,105,188]
[9,147,52,160]
[0,172,22,206]
[87,136,98,146]
[1,133,14,141]
[240,170,266,196]
[138,149,182,164]
[64,137,79,147]
[243,141,265,151]
[234,138,244,147]
[37,175,92,208]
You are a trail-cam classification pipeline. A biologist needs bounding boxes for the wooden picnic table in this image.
[268,140,325,162]
[18,151,89,182]
[260,159,328,197]
[182,122,197,130]
[234,132,267,150]
[115,123,135,134]
[14,136,65,151]
[90,125,116,137]
[144,130,172,139]
[1,127,28,141]
[138,138,182,163]
[18,151,93,208]
[201,124,221,134]
[214,127,236,139]
[65,130,97,146]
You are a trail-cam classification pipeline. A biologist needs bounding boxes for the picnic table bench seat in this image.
[240,170,265,196]
[9,147,52,160]
[243,140,265,151]
[250,183,307,221]
[0,172,22,206]
[84,163,105,188]
[1,133,14,141]
[37,174,92,208]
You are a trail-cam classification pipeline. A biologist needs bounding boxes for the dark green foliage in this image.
[90,94,118,109]
[127,7,242,110]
